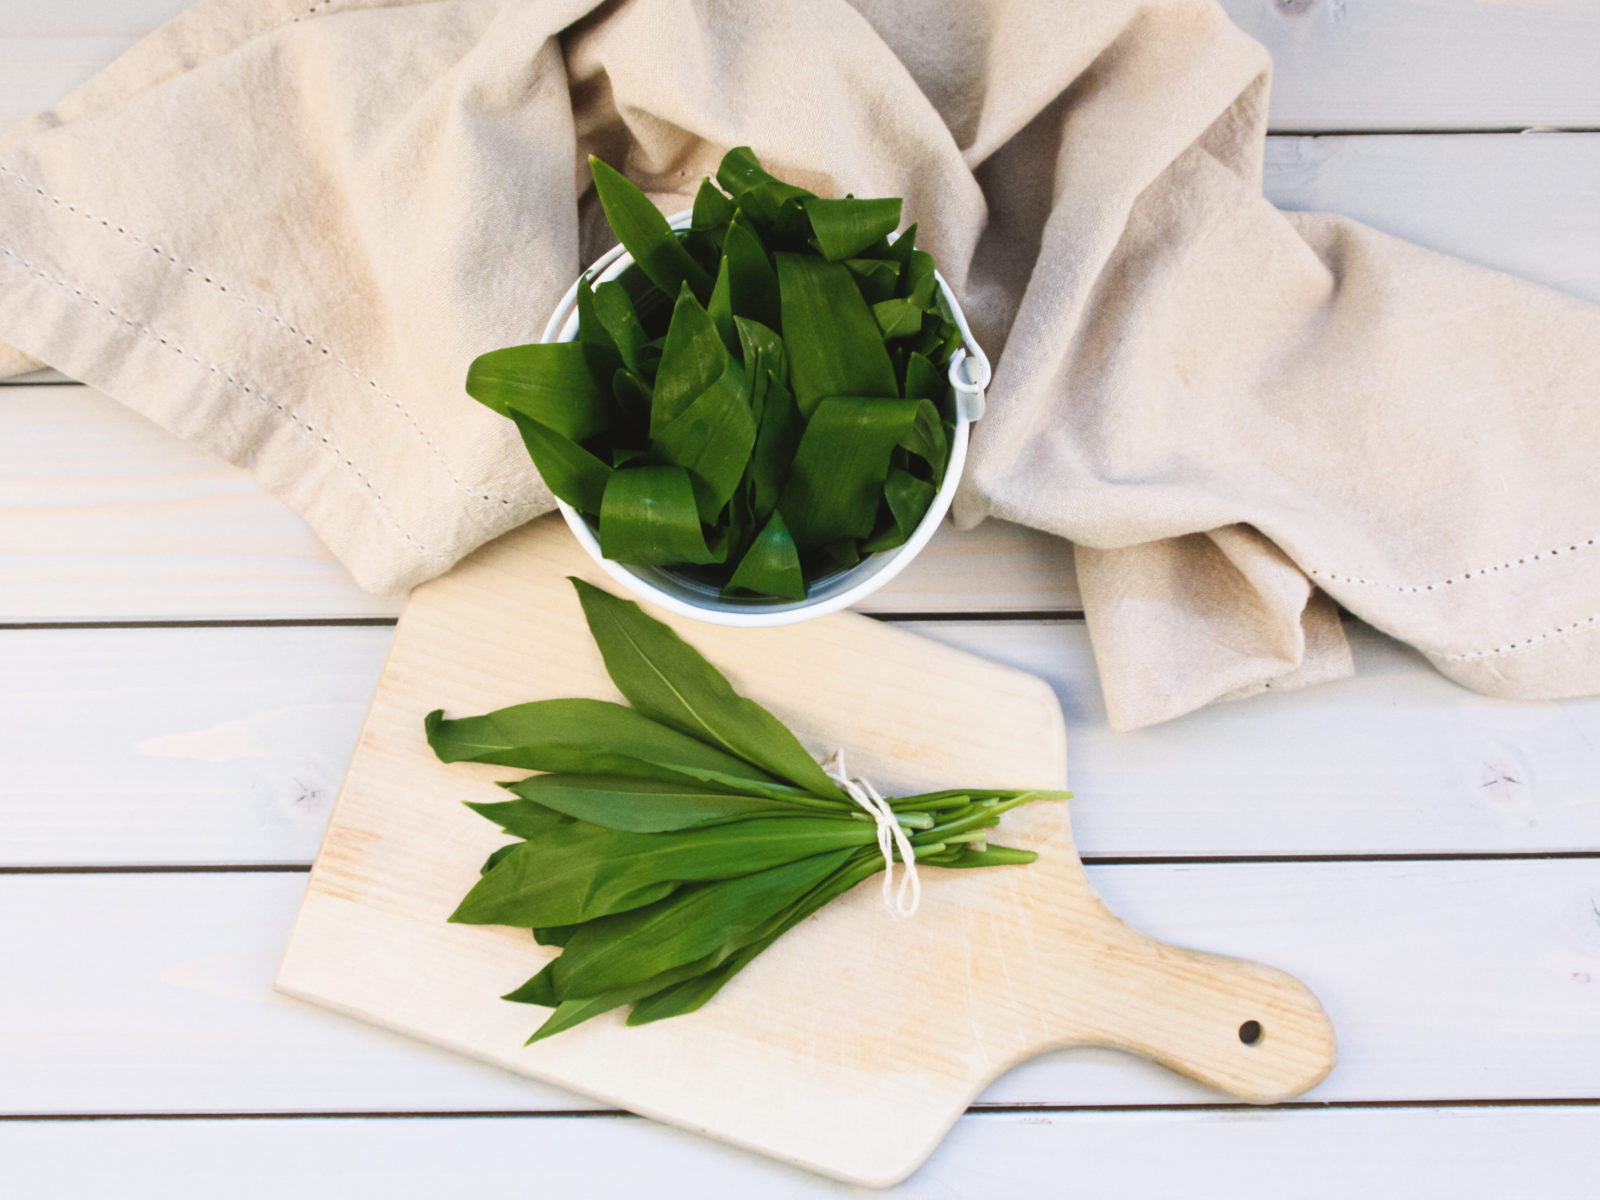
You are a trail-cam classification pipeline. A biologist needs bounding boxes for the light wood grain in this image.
[0,386,1076,620]
[5,0,1600,131]
[5,1106,1599,1200]
[274,518,1331,1184]
[4,860,1597,1115]
[6,620,1595,868]
[1218,0,1600,130]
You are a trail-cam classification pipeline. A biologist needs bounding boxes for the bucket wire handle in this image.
[934,270,990,422]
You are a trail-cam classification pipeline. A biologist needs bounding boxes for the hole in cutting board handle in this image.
[1238,1020,1263,1046]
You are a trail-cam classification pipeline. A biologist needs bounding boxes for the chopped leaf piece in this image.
[726,509,806,601]
[599,465,722,565]
[590,156,712,300]
[775,253,899,418]
[779,396,922,550]
[803,196,902,262]
[507,412,612,513]
[465,342,617,440]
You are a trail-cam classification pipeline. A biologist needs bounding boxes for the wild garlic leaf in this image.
[504,773,820,832]
[775,253,899,418]
[467,799,576,840]
[571,577,845,797]
[899,397,949,487]
[526,950,727,1044]
[651,357,756,523]
[721,216,782,331]
[745,370,802,524]
[872,297,925,341]
[507,412,611,513]
[465,342,618,440]
[625,846,883,1025]
[598,465,722,566]
[778,396,923,550]
[725,510,806,601]
[424,698,771,783]
[803,196,902,262]
[589,156,712,300]
[691,177,736,231]
[651,285,731,435]
[551,848,855,997]
[592,281,650,375]
[453,817,872,928]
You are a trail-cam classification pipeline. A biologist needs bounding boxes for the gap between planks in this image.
[4,849,1600,875]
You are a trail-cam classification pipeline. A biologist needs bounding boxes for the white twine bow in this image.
[822,749,920,918]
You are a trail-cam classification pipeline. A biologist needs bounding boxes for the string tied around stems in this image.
[821,749,920,918]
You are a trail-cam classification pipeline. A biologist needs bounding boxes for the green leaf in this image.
[598,465,721,566]
[862,467,937,552]
[803,197,902,262]
[734,317,784,418]
[706,254,737,352]
[452,817,872,928]
[575,277,613,355]
[725,510,806,601]
[902,350,944,402]
[886,465,938,533]
[424,699,774,786]
[465,342,618,440]
[872,297,924,341]
[625,847,882,1025]
[503,962,560,1006]
[481,843,520,875]
[589,156,712,300]
[844,257,900,304]
[746,371,801,524]
[649,366,757,524]
[938,843,1038,868]
[900,248,937,308]
[651,285,732,435]
[507,412,611,514]
[778,395,923,550]
[884,221,918,272]
[525,949,725,1043]
[899,397,949,487]
[551,848,855,997]
[721,216,782,331]
[691,178,736,231]
[774,253,898,418]
[716,146,793,201]
[571,577,845,797]
[504,774,824,832]
[611,369,652,429]
[467,799,575,840]
[591,281,649,375]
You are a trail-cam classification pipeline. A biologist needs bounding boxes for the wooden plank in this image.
[0,385,1077,620]
[1,862,1596,1115]
[1219,0,1600,131]
[5,620,1598,868]
[3,1106,1598,1199]
[5,1,1600,131]
[1264,134,1600,302]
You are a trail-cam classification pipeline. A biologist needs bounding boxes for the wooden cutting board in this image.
[276,515,1335,1186]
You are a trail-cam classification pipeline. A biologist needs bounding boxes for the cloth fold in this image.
[3,0,1597,729]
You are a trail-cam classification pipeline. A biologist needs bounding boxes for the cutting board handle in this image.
[1083,927,1337,1103]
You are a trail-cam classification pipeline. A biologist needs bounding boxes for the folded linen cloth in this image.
[2,0,1597,730]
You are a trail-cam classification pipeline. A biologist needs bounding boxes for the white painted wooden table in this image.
[3,3,1599,1195]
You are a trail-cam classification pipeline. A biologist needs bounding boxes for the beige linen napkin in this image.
[2,0,1597,730]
